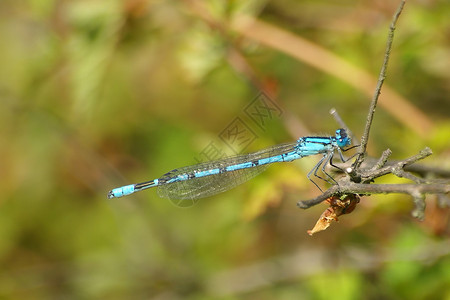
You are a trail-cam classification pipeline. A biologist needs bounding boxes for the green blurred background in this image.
[0,0,449,299]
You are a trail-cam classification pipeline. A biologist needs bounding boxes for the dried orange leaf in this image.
[307,194,360,235]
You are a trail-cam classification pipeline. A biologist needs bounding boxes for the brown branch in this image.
[353,0,406,170]
[360,147,432,183]
[298,183,449,213]
[298,147,449,220]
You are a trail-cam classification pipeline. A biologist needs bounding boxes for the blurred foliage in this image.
[0,0,449,299]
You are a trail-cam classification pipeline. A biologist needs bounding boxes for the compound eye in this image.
[336,128,347,139]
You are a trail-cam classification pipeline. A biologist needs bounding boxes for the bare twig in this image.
[353,0,406,170]
[368,149,392,172]
[411,191,426,221]
[298,183,450,209]
[392,168,428,184]
[335,155,450,181]
[360,147,432,183]
[404,164,450,178]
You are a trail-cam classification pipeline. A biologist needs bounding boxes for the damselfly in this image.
[108,129,351,203]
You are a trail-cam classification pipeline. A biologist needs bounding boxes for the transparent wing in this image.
[157,142,298,206]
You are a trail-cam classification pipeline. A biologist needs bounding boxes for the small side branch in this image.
[360,147,432,183]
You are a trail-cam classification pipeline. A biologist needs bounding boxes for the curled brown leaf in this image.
[307,194,360,236]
